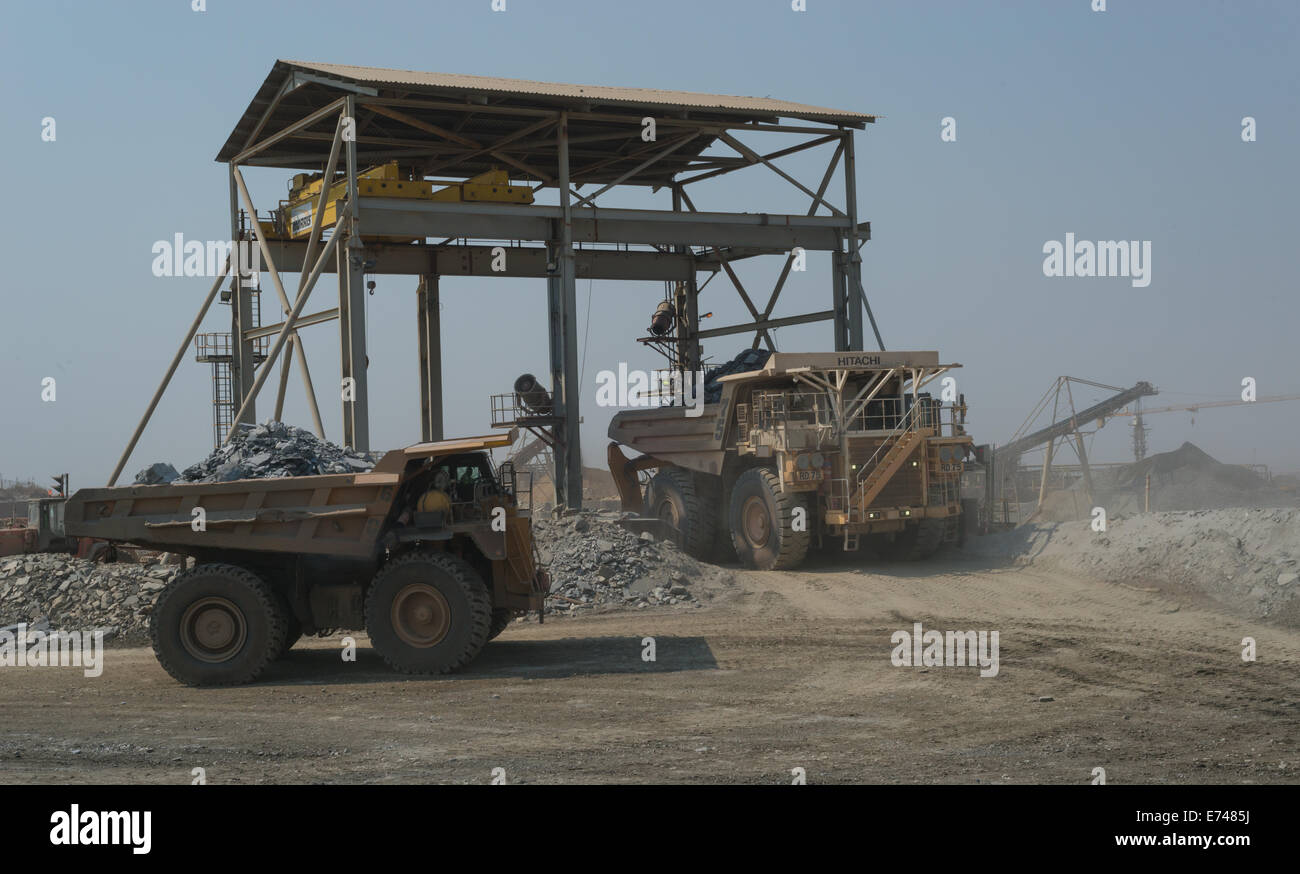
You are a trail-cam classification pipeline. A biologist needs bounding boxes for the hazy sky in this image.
[2,0,1297,490]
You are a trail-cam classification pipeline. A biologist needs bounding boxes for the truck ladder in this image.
[853,429,926,512]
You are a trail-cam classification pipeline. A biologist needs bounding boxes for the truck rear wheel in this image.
[365,551,491,674]
[149,564,286,686]
[646,467,716,560]
[727,468,810,570]
[487,608,515,641]
[277,612,303,659]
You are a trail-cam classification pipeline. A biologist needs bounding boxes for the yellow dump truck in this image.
[64,435,548,686]
[608,351,974,570]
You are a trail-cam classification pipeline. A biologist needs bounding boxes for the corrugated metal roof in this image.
[283,60,876,125]
[216,60,874,178]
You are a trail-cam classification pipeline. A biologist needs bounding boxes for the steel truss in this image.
[111,80,884,511]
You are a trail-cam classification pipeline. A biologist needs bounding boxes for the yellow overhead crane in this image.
[262,162,533,242]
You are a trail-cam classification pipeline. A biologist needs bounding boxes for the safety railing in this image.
[496,461,533,514]
[844,395,963,435]
[855,401,923,490]
[193,332,269,361]
[749,389,837,449]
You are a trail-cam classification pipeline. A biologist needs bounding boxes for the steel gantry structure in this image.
[108,61,881,508]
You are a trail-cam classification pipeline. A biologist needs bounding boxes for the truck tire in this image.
[883,518,946,561]
[365,551,491,674]
[487,608,515,641]
[149,564,286,687]
[646,467,716,560]
[727,468,810,570]
[278,612,303,658]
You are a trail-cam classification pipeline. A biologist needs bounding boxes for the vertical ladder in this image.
[212,357,233,447]
[195,284,264,448]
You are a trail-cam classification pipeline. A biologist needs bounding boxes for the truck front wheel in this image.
[365,551,492,674]
[646,467,717,560]
[728,468,810,570]
[150,564,287,686]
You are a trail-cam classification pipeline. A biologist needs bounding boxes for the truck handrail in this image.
[856,400,923,486]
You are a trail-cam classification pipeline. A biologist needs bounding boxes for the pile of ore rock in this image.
[136,421,382,485]
[967,508,1300,626]
[0,554,183,645]
[703,348,771,404]
[533,510,732,614]
[0,511,732,644]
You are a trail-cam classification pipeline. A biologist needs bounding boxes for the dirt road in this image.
[2,559,1296,784]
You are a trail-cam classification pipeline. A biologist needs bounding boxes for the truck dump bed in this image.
[65,458,404,558]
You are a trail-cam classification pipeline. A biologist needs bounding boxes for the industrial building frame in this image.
[110,61,882,509]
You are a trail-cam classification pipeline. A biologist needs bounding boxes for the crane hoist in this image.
[261,162,533,243]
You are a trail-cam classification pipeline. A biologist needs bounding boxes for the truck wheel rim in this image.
[180,597,247,663]
[743,496,771,548]
[392,583,451,647]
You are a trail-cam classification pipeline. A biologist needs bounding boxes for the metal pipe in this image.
[297,112,347,297]
[273,335,295,422]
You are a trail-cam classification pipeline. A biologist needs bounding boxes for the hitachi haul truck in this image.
[607,351,974,570]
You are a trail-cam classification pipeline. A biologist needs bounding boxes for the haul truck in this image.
[607,351,974,570]
[64,434,548,686]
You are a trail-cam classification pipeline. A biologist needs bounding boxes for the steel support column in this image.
[340,95,370,450]
[556,113,583,510]
[416,273,443,442]
[843,130,884,351]
[543,240,570,506]
[842,131,865,351]
[672,185,701,373]
[228,165,256,427]
[831,243,850,351]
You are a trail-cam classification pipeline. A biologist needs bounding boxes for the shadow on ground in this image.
[256,635,719,687]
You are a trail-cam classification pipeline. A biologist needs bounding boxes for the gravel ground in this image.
[1,560,1295,784]
[964,508,1300,626]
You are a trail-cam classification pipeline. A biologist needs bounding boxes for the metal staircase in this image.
[851,403,928,519]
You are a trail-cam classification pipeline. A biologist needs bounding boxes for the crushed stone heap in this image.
[966,507,1300,626]
[0,554,182,645]
[160,421,382,484]
[532,510,734,614]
